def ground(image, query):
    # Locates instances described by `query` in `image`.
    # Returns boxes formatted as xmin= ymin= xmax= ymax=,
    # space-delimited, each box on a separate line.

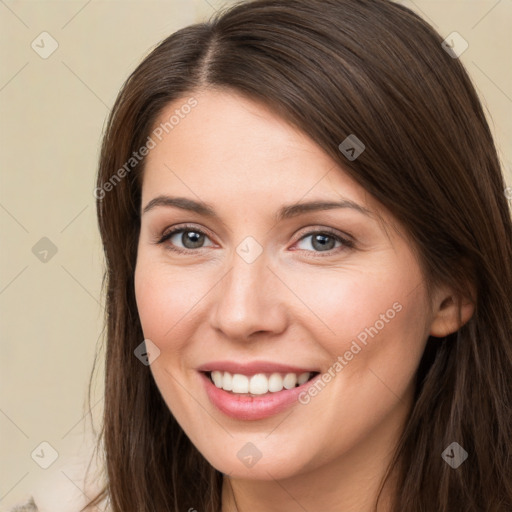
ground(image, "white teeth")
xmin=249 ymin=374 xmax=268 ymax=395
xmin=283 ymin=373 xmax=297 ymax=389
xmin=211 ymin=370 xmax=223 ymax=388
xmin=209 ymin=371 xmax=313 ymax=394
xmin=232 ymin=374 xmax=249 ymax=393
xmin=298 ymin=372 xmax=310 ymax=385
xmin=268 ymin=373 xmax=283 ymax=392
xmin=223 ymin=372 xmax=233 ymax=391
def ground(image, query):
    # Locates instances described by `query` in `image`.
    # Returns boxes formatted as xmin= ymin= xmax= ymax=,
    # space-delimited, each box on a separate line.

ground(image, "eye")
xmin=157 ymin=224 xmax=214 ymax=253
xmin=155 ymin=224 xmax=354 ymax=256
xmin=293 ymin=229 xmax=354 ymax=255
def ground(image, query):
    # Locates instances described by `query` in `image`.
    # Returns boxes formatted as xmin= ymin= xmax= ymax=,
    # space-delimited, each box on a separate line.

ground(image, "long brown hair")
xmin=84 ymin=0 xmax=512 ymax=510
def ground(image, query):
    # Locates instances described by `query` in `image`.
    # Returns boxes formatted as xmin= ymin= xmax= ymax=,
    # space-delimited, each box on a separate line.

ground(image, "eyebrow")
xmin=142 ymin=195 xmax=372 ymax=222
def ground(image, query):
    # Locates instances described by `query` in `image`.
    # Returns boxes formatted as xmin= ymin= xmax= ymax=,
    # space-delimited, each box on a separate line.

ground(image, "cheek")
xmin=291 ymin=277 xmax=430 ymax=466
xmin=323 ymin=277 xmax=430 ymax=406
xmin=134 ymin=258 xmax=209 ymax=345
xmin=287 ymin=265 xmax=423 ymax=352
xmin=292 ymin=263 xmax=431 ymax=413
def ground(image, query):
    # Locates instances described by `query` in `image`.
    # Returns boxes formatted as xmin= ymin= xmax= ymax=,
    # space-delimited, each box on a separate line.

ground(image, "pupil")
xmin=183 ymin=231 xmax=204 ymax=248
xmin=313 ymin=234 xmax=334 ymax=251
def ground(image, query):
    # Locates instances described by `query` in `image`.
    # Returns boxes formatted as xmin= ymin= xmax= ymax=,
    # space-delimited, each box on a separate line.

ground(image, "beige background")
xmin=1 ymin=0 xmax=511 ymax=509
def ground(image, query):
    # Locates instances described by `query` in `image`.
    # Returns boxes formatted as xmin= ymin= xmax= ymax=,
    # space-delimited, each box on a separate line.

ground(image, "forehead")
xmin=142 ymin=89 xmax=374 ymax=210
xmin=147 ymin=89 xmax=330 ymax=173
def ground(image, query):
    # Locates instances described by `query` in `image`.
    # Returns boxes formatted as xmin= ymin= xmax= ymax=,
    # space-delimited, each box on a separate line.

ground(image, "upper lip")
xmin=196 ymin=360 xmax=320 ymax=376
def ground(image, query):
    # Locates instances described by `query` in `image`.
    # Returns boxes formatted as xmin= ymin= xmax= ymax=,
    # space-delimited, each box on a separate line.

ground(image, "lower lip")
xmin=199 ymin=371 xmax=320 ymax=421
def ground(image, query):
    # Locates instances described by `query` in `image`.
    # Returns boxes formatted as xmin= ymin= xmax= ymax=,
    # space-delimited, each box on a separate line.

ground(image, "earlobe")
xmin=429 ymin=292 xmax=475 ymax=338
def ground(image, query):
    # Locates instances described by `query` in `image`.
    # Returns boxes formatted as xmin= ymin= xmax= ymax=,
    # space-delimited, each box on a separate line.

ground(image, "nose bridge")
xmin=211 ymin=246 xmax=285 ymax=339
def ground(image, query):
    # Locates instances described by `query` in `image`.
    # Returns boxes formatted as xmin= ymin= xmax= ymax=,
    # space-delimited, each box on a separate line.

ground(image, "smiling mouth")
xmin=203 ymin=370 xmax=320 ymax=396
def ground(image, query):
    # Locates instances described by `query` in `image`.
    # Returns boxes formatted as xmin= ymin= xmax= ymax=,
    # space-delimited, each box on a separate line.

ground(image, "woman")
xmin=13 ymin=0 xmax=512 ymax=510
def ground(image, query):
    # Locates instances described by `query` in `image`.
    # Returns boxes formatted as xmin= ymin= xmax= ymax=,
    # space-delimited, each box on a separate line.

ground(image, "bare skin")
xmin=134 ymin=88 xmax=474 ymax=512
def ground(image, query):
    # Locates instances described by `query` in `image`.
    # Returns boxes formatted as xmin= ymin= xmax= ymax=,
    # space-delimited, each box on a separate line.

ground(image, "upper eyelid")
xmin=160 ymin=223 xmax=215 ymax=242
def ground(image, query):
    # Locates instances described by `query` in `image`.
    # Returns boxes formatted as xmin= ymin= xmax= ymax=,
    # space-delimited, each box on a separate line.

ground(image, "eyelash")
xmin=155 ymin=223 xmax=355 ymax=257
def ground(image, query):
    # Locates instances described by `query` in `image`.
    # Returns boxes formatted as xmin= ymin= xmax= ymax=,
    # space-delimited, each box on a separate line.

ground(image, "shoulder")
xmin=7 ymin=497 xmax=38 ymax=511
xmin=5 ymin=493 xmax=111 ymax=512
xmin=6 ymin=490 xmax=110 ymax=512
xmin=5 ymin=451 xmax=109 ymax=512
xmin=5 ymin=434 xmax=108 ymax=512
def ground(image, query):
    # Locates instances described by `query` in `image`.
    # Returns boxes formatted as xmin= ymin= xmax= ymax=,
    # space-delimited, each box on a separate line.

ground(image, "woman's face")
xmin=134 ymin=88 xmax=435 ymax=482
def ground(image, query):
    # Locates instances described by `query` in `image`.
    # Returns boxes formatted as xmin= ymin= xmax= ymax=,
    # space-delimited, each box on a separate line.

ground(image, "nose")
xmin=209 ymin=250 xmax=288 ymax=342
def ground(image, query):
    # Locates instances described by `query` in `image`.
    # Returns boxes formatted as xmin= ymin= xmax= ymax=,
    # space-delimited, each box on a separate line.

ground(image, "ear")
xmin=429 ymin=284 xmax=475 ymax=338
